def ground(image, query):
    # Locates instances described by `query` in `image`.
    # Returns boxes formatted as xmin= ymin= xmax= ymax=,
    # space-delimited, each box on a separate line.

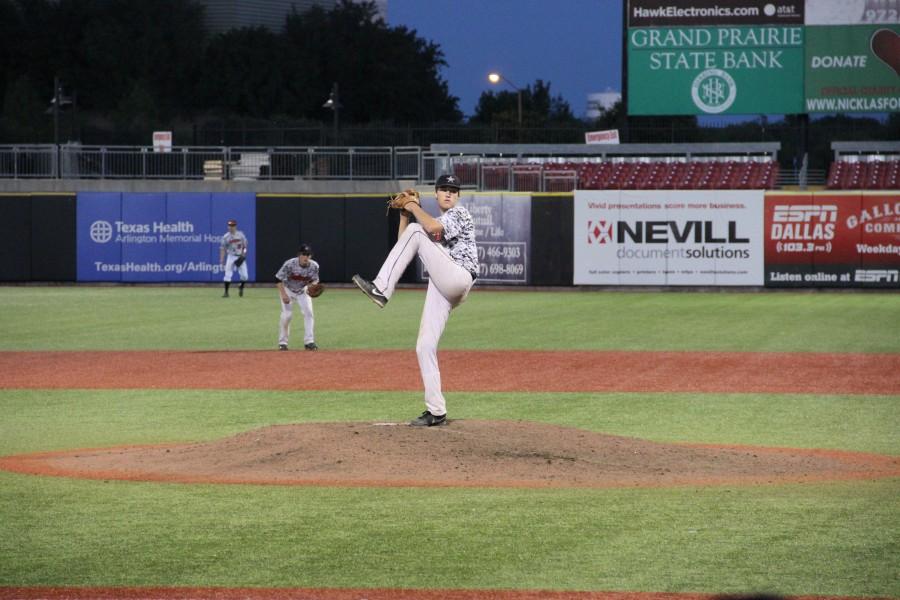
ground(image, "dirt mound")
xmin=3 ymin=421 xmax=898 ymax=488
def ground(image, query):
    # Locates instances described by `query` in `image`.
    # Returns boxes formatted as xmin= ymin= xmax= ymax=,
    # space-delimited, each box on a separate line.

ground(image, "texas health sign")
xmin=76 ymin=192 xmax=255 ymax=282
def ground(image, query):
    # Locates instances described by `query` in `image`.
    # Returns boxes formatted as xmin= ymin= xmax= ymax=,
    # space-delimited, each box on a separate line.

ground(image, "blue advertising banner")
xmin=165 ymin=193 xmax=213 ymax=282
xmin=76 ymin=192 xmax=123 ymax=281
xmin=121 ymin=193 xmax=167 ymax=282
xmin=76 ymin=192 xmax=256 ymax=282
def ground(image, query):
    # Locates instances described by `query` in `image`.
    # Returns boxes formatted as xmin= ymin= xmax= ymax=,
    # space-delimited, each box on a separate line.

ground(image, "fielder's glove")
xmin=234 ymin=255 xmax=246 ymax=267
xmin=306 ymin=282 xmax=324 ymax=298
xmin=387 ymin=189 xmax=420 ymax=216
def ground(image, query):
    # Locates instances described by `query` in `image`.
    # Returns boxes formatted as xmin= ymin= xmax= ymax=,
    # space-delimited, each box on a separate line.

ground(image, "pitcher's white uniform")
xmin=275 ymin=257 xmax=319 ymax=347
xmin=221 ymin=230 xmax=248 ymax=282
xmin=372 ymin=206 xmax=478 ymax=417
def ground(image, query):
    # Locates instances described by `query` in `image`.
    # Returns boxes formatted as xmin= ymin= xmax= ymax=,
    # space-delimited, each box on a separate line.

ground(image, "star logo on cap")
xmin=446 ymin=176 xmax=456 ymax=183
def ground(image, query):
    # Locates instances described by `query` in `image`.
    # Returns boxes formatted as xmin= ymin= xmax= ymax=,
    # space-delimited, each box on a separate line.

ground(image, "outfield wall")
xmin=573 ymin=190 xmax=899 ymax=288
xmin=2 ymin=190 xmax=897 ymax=288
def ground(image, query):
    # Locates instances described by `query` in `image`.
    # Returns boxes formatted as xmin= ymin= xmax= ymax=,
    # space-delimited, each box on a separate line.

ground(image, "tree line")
xmin=0 ymin=0 xmax=581 ymax=143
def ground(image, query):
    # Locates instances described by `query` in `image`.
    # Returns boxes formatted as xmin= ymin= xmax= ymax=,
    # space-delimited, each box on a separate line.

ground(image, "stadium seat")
xmin=481 ymin=164 xmax=510 ymax=191
xmin=885 ymin=160 xmax=900 ymax=189
xmin=451 ymin=163 xmax=478 ymax=187
xmin=826 ymin=161 xmax=844 ymax=189
xmin=512 ymin=165 xmax=542 ymax=192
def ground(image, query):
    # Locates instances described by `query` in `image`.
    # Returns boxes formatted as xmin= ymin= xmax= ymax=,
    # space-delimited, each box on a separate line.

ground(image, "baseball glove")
xmin=387 ymin=189 xmax=420 ymax=215
xmin=306 ymin=282 xmax=324 ymax=298
xmin=234 ymin=255 xmax=246 ymax=267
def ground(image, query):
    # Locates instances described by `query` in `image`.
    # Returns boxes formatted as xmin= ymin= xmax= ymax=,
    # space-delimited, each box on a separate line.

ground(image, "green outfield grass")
xmin=1 ymin=285 xmax=899 ymax=352
xmin=0 ymin=286 xmax=898 ymax=596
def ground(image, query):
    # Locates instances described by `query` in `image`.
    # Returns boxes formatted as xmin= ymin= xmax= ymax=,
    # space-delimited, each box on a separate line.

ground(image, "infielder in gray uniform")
xmin=353 ymin=174 xmax=478 ymax=426
xmin=219 ymin=219 xmax=248 ymax=298
xmin=275 ymin=244 xmax=320 ymax=351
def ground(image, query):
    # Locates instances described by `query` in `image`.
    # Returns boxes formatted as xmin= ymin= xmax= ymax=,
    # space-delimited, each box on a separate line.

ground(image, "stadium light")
xmin=487 ymin=71 xmax=522 ymax=125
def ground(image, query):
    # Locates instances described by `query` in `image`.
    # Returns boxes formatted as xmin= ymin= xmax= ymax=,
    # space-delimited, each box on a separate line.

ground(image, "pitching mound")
xmin=3 ymin=421 xmax=898 ymax=488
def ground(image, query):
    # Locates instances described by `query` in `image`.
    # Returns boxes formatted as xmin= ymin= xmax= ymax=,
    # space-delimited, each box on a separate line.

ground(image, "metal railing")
xmin=0 ymin=145 xmax=57 ymax=178
xmin=2 ymin=142 xmax=892 ymax=190
xmin=0 ymin=145 xmax=422 ymax=181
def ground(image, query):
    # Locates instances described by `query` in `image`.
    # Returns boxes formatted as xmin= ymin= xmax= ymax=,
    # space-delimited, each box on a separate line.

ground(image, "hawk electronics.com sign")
xmin=77 ymin=192 xmax=255 ymax=282
xmin=628 ymin=1 xmax=805 ymax=115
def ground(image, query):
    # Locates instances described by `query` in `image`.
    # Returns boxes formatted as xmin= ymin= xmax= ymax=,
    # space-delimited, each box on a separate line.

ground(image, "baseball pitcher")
xmin=353 ymin=174 xmax=478 ymax=426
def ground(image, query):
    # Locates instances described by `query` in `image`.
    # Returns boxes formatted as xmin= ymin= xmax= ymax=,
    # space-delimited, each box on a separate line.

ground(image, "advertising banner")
xmin=805 ymin=0 xmax=900 ymax=26
xmin=765 ymin=191 xmax=900 ymax=287
xmin=628 ymin=24 xmax=805 ymax=114
xmin=418 ymin=193 xmax=531 ymax=284
xmin=628 ymin=0 xmax=804 ymax=27
xmin=585 ymin=130 xmax=620 ymax=144
xmin=574 ymin=190 xmax=764 ymax=286
xmin=77 ymin=192 xmax=255 ymax=282
xmin=165 ymin=193 xmax=213 ymax=282
xmin=805 ymin=24 xmax=900 ymax=113
xmin=76 ymin=192 xmax=123 ymax=282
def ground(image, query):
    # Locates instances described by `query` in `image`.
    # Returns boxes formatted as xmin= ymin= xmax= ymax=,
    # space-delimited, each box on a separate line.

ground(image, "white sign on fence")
xmin=584 ymin=129 xmax=620 ymax=145
xmin=574 ymin=190 xmax=764 ymax=286
xmin=152 ymin=131 xmax=173 ymax=153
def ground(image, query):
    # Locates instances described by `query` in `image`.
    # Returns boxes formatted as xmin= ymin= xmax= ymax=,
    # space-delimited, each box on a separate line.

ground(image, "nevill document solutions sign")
xmin=574 ymin=190 xmax=764 ymax=286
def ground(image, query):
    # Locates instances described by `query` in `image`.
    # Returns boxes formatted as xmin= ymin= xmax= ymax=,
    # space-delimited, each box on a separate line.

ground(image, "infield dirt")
xmin=2 ymin=349 xmax=899 ymax=394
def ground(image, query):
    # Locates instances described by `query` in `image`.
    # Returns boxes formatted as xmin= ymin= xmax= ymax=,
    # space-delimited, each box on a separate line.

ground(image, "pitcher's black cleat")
xmin=278 ymin=344 xmax=288 ymax=351
xmin=409 ymin=411 xmax=447 ymax=427
xmin=304 ymin=342 xmax=319 ymax=351
xmin=352 ymin=274 xmax=387 ymax=308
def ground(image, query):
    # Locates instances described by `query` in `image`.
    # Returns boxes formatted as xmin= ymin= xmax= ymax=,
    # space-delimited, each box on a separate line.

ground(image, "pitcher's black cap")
xmin=227 ymin=219 xmax=237 ymax=226
xmin=435 ymin=174 xmax=461 ymax=190
xmin=298 ymin=243 xmax=313 ymax=255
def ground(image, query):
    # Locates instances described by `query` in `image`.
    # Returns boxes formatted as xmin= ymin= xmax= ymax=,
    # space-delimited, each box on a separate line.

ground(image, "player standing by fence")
xmin=219 ymin=219 xmax=248 ymax=298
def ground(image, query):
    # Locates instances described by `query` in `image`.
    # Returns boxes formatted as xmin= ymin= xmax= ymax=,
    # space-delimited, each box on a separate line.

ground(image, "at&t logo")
xmin=691 ymin=69 xmax=737 ymax=114
xmin=90 ymin=220 xmax=113 ymax=243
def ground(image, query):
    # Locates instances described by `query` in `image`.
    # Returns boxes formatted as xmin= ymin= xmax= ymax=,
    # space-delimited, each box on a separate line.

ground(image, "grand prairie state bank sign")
xmin=628 ymin=23 xmax=806 ymax=115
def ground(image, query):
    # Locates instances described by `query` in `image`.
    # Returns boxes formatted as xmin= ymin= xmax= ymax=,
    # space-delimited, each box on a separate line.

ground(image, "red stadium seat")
xmin=885 ymin=160 xmax=900 ymax=189
xmin=481 ymin=164 xmax=510 ymax=191
xmin=826 ymin=161 xmax=844 ymax=189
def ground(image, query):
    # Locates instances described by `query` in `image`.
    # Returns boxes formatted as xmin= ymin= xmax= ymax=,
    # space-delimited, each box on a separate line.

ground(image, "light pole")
xmin=322 ymin=82 xmax=340 ymax=144
xmin=488 ymin=71 xmax=522 ymax=126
